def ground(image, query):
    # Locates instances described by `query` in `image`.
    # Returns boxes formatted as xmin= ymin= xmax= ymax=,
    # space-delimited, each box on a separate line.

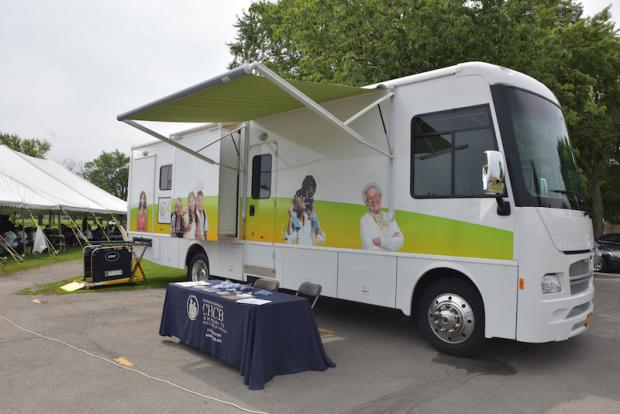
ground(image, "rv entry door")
xmin=244 ymin=141 xmax=277 ymax=279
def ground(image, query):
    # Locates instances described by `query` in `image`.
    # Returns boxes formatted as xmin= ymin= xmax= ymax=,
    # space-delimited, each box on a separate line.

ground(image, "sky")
xmin=0 ymin=0 xmax=254 ymax=163
xmin=0 ymin=0 xmax=618 ymax=164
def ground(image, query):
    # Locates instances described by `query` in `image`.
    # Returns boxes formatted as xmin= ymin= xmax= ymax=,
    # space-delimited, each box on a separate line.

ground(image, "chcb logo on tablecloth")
xmin=187 ymin=295 xmax=199 ymax=321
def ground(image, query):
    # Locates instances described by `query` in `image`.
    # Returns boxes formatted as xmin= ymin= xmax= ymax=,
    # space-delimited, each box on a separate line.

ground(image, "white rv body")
xmin=124 ymin=62 xmax=593 ymax=350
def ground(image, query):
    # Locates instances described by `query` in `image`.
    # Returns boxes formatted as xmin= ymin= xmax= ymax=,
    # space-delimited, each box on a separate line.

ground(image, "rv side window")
xmin=411 ymin=105 xmax=497 ymax=198
xmin=251 ymin=154 xmax=272 ymax=199
xmin=159 ymin=165 xmax=172 ymax=191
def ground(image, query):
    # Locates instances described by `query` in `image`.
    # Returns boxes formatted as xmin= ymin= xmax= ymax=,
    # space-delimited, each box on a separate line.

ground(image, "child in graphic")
xmin=136 ymin=191 xmax=148 ymax=232
xmin=360 ymin=183 xmax=403 ymax=251
xmin=286 ymin=194 xmax=325 ymax=245
xmin=170 ymin=198 xmax=185 ymax=238
xmin=290 ymin=175 xmax=325 ymax=244
xmin=296 ymin=175 xmax=317 ymax=215
xmin=196 ymin=190 xmax=208 ymax=240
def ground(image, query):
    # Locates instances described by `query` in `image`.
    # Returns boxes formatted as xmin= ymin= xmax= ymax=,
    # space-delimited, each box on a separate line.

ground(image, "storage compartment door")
xmin=338 ymin=253 xmax=397 ymax=307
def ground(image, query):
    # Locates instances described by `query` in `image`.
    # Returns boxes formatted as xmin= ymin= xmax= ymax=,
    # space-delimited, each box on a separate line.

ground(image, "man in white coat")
xmin=360 ymin=183 xmax=404 ymax=251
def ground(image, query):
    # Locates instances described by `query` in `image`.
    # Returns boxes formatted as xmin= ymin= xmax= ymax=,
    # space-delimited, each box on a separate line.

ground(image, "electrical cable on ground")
xmin=0 ymin=315 xmax=269 ymax=414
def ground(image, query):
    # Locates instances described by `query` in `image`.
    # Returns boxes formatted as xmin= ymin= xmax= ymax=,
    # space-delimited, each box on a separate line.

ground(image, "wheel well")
xmin=411 ymin=268 xmax=483 ymax=315
xmin=185 ymin=244 xmax=208 ymax=268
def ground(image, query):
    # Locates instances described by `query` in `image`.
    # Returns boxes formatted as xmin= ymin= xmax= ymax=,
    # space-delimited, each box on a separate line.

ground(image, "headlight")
xmin=541 ymin=274 xmax=562 ymax=294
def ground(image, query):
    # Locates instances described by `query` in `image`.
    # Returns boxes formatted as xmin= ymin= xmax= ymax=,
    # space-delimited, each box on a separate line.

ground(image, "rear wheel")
xmin=187 ymin=251 xmax=209 ymax=282
xmin=416 ymin=277 xmax=486 ymax=357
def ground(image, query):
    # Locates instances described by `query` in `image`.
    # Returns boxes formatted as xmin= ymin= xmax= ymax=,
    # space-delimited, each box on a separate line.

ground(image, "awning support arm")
xmin=123 ymin=120 xmax=218 ymax=165
xmin=343 ymin=92 xmax=393 ymax=128
xmin=124 ymin=120 xmax=241 ymax=172
xmin=377 ymin=105 xmax=392 ymax=155
xmin=195 ymin=124 xmax=245 ymax=153
xmin=251 ymin=63 xmax=394 ymax=159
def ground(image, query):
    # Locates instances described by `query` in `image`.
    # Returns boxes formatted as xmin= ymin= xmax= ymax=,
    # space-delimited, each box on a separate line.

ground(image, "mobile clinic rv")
xmin=118 ymin=62 xmax=594 ymax=356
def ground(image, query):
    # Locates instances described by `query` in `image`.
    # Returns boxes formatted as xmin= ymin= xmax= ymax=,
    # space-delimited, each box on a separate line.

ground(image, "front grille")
xmin=566 ymin=302 xmax=590 ymax=319
xmin=569 ymin=258 xmax=592 ymax=295
xmin=569 ymin=259 xmax=590 ymax=276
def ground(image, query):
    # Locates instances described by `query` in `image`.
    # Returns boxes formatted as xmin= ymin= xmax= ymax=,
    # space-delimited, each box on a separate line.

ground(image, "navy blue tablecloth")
xmin=159 ymin=283 xmax=335 ymax=390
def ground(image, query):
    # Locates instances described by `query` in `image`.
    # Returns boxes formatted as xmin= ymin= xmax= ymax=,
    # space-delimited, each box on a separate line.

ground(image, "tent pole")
xmin=91 ymin=212 xmax=110 ymax=242
xmin=61 ymin=208 xmax=89 ymax=247
xmin=58 ymin=211 xmax=62 ymax=252
xmin=0 ymin=233 xmax=23 ymax=264
xmin=21 ymin=208 xmax=25 ymax=255
xmin=26 ymin=209 xmax=58 ymax=256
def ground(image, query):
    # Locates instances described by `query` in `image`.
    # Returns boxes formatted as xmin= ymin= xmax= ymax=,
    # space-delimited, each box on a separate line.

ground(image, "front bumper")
xmin=518 ymin=282 xmax=594 ymax=343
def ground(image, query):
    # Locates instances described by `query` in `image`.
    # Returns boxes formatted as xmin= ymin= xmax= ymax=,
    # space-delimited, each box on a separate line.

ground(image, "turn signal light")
xmin=519 ymin=277 xmax=525 ymax=290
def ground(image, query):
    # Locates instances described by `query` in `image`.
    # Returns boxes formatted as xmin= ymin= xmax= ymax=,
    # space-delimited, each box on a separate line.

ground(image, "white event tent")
xmin=0 ymin=145 xmax=127 ymax=214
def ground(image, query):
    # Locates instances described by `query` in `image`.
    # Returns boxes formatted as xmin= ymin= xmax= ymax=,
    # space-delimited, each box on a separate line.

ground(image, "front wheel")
xmin=187 ymin=251 xmax=209 ymax=282
xmin=415 ymin=278 xmax=486 ymax=357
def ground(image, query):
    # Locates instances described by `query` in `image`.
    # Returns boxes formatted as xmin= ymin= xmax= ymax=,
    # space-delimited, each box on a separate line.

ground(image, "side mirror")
xmin=482 ymin=151 xmax=510 ymax=216
xmin=482 ymin=150 xmax=506 ymax=195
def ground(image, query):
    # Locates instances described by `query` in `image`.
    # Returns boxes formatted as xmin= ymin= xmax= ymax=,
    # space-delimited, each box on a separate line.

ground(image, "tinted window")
xmin=411 ymin=105 xmax=497 ymax=198
xmin=491 ymin=85 xmax=584 ymax=210
xmin=159 ymin=165 xmax=172 ymax=191
xmin=251 ymin=154 xmax=272 ymax=199
xmin=454 ymin=129 xmax=496 ymax=196
xmin=412 ymin=134 xmax=452 ymax=197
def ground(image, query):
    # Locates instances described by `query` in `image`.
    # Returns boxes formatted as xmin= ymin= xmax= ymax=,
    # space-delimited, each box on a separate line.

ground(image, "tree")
xmin=554 ymin=8 xmax=620 ymax=236
xmin=82 ymin=150 xmax=129 ymax=201
xmin=228 ymin=0 xmax=620 ymax=236
xmin=0 ymin=132 xmax=51 ymax=158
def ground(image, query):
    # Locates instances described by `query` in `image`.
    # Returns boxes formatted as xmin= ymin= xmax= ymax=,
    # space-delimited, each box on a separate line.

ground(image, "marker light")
xmin=541 ymin=274 xmax=561 ymax=294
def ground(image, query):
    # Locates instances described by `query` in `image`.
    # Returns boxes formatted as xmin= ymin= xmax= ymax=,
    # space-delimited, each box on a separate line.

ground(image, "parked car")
xmin=594 ymin=233 xmax=620 ymax=272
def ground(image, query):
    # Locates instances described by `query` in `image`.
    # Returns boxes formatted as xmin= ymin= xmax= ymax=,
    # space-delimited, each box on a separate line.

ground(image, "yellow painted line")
xmin=32 ymin=298 xmax=43 ymax=304
xmin=114 ymin=357 xmax=134 ymax=367
xmin=319 ymin=327 xmax=335 ymax=335
xmin=322 ymin=336 xmax=347 ymax=344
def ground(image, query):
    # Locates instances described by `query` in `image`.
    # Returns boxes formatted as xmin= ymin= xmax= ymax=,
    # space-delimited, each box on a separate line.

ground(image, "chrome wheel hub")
xmin=427 ymin=293 xmax=475 ymax=344
xmin=191 ymin=260 xmax=208 ymax=281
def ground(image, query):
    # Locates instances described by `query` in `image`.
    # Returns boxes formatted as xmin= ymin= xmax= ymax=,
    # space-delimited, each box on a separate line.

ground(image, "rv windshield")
xmin=493 ymin=86 xmax=584 ymax=210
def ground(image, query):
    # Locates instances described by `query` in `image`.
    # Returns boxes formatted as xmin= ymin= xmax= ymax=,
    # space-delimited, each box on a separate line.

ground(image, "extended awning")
xmin=118 ymin=63 xmax=394 ymax=159
xmin=118 ymin=65 xmax=377 ymax=123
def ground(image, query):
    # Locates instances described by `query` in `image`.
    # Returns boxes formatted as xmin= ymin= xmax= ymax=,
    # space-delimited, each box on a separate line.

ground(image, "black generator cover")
xmin=83 ymin=246 xmax=132 ymax=283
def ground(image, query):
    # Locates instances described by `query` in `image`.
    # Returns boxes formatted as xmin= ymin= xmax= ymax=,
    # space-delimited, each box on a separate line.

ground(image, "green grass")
xmin=0 ymin=247 xmax=83 ymax=275
xmin=18 ymin=259 xmax=187 ymax=295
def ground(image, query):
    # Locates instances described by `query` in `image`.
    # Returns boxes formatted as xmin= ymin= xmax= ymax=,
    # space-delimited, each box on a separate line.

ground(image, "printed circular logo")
xmin=187 ymin=295 xmax=199 ymax=321
xmin=105 ymin=251 xmax=120 ymax=261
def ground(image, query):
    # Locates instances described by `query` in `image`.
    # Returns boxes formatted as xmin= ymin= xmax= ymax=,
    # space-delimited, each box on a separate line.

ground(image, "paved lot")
xmin=1 ymin=261 xmax=620 ymax=414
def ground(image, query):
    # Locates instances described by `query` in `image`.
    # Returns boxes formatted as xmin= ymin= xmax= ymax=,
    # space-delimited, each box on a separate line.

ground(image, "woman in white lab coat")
xmin=360 ymin=183 xmax=404 ymax=252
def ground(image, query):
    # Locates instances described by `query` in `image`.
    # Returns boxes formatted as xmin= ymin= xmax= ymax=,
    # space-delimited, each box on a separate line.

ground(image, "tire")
xmin=415 ymin=277 xmax=486 ymax=357
xmin=187 ymin=251 xmax=209 ymax=282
